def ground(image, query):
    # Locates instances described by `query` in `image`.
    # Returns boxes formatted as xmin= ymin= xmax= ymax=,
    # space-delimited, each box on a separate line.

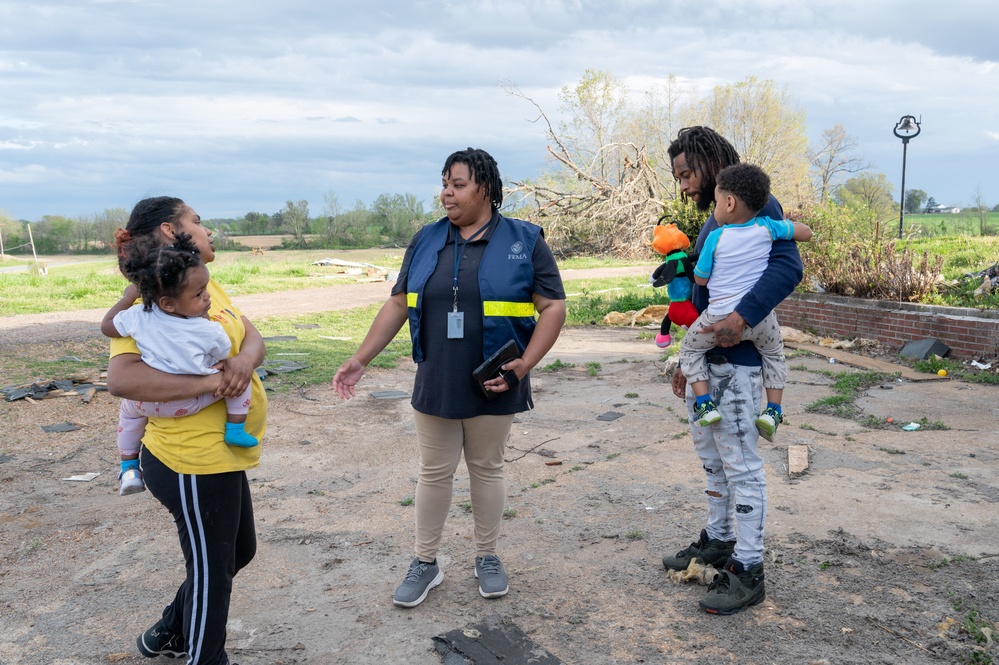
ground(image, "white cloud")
xmin=0 ymin=0 xmax=997 ymax=218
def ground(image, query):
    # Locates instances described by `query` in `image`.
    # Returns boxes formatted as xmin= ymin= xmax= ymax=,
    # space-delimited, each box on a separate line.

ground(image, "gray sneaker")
xmin=393 ymin=558 xmax=443 ymax=608
xmin=662 ymin=528 xmax=736 ymax=571
xmin=474 ymin=554 xmax=509 ymax=598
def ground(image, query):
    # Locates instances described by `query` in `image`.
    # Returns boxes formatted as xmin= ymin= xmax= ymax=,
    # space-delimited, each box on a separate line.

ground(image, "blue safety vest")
xmin=406 ymin=215 xmax=541 ymax=362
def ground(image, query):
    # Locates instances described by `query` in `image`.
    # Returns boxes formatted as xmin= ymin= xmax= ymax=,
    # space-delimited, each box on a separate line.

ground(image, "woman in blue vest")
xmin=332 ymin=147 xmax=566 ymax=608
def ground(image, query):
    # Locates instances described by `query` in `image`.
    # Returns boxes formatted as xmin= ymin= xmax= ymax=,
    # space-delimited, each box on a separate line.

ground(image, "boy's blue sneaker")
xmin=693 ymin=399 xmax=721 ymax=426
xmin=755 ymin=407 xmax=783 ymax=442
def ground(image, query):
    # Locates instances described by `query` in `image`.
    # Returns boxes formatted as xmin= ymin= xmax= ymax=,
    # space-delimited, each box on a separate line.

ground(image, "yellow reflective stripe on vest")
xmin=407 ymin=292 xmax=418 ymax=308
xmin=483 ymin=301 xmax=535 ymax=317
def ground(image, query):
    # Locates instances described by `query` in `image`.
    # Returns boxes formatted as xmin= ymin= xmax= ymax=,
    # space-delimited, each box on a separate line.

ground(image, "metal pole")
xmin=898 ymin=139 xmax=908 ymax=239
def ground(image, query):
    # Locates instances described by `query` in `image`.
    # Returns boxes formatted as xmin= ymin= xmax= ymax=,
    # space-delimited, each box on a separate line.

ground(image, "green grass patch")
xmin=254 ymin=304 xmax=410 ymax=392
xmin=804 ymin=370 xmax=893 ymax=421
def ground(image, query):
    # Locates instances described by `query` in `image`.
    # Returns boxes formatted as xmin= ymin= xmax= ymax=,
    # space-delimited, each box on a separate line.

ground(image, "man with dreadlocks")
xmin=661 ymin=126 xmax=803 ymax=615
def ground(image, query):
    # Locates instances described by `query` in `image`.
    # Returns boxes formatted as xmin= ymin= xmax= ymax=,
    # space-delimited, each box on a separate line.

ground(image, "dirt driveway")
xmin=2 ymin=278 xmax=998 ymax=665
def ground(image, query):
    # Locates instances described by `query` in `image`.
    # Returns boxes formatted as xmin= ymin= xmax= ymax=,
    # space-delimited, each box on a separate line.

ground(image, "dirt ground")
xmin=2 ymin=276 xmax=999 ymax=665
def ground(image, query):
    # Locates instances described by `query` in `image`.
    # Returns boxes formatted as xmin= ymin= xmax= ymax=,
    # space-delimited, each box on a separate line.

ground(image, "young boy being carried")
xmin=679 ymin=163 xmax=812 ymax=441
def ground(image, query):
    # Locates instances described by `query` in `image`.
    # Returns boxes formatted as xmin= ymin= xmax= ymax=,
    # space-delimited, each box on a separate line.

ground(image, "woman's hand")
xmin=214 ymin=316 xmax=266 ymax=398
xmin=332 ymin=357 xmax=366 ymax=400
xmin=216 ymin=353 xmax=256 ymax=398
xmin=482 ymin=359 xmax=525 ymax=395
xmin=671 ymin=366 xmax=687 ymax=399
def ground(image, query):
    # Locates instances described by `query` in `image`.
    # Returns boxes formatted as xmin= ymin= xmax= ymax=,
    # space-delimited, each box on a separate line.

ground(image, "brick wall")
xmin=776 ymin=293 xmax=999 ymax=361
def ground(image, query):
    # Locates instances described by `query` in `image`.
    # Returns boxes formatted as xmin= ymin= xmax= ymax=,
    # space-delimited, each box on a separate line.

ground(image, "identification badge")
xmin=447 ymin=311 xmax=464 ymax=339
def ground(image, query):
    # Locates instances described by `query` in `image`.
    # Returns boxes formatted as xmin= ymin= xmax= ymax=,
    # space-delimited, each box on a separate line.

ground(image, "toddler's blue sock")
xmin=767 ymin=402 xmax=782 ymax=415
xmin=225 ymin=422 xmax=259 ymax=447
xmin=120 ymin=459 xmax=140 ymax=472
xmin=695 ymin=394 xmax=712 ymax=407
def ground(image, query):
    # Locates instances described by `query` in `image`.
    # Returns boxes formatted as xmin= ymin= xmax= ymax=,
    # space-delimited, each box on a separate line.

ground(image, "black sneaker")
xmin=662 ymin=528 xmax=736 ymax=571
xmin=137 ymin=620 xmax=186 ymax=658
xmin=699 ymin=558 xmax=766 ymax=615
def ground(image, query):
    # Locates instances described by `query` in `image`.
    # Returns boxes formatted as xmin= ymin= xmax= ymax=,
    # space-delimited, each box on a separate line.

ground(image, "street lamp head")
xmin=894 ymin=114 xmax=921 ymax=141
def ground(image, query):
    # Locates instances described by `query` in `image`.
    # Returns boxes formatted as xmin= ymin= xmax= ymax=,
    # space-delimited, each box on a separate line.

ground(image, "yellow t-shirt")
xmin=109 ymin=278 xmax=267 ymax=474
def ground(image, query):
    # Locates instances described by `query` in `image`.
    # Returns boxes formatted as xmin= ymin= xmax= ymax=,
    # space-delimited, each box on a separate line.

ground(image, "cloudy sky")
xmin=1 ymin=0 xmax=997 ymax=222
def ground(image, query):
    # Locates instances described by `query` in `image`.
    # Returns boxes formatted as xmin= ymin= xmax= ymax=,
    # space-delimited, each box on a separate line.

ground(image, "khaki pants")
xmin=412 ymin=411 xmax=515 ymax=561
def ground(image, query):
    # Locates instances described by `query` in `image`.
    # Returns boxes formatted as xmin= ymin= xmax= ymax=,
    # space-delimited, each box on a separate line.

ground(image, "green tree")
xmin=904 ymin=189 xmax=928 ymax=214
xmin=371 ymin=193 xmax=427 ymax=245
xmin=924 ymin=196 xmax=937 ymax=213
xmin=835 ymin=173 xmax=896 ymax=222
xmin=240 ymin=212 xmax=271 ymax=235
xmin=685 ymin=76 xmax=811 ymax=210
xmin=558 ymin=69 xmax=629 ymax=181
xmin=276 ymin=200 xmax=310 ymax=243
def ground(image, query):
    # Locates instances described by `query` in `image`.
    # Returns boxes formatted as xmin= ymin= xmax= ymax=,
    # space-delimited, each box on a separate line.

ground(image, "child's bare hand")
xmin=123 ymin=283 xmax=140 ymax=302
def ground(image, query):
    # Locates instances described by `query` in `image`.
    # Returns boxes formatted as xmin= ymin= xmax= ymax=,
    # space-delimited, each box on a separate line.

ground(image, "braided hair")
xmin=119 ymin=232 xmax=204 ymax=312
xmin=716 ymin=163 xmax=771 ymax=213
xmin=442 ymin=148 xmax=503 ymax=210
xmin=667 ymin=127 xmax=740 ymax=212
xmin=113 ymin=196 xmax=189 ymax=274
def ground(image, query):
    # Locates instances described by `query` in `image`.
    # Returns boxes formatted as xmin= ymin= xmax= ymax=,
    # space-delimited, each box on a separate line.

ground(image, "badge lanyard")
xmin=447 ymin=220 xmax=491 ymax=339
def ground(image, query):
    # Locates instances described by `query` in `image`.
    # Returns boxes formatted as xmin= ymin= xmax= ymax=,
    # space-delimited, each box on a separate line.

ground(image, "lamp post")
xmin=893 ymin=114 xmax=921 ymax=239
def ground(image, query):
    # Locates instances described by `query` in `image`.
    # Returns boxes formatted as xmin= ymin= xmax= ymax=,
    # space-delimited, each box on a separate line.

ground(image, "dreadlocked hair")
xmin=119 ymin=232 xmax=204 ymax=312
xmin=667 ymin=126 xmax=740 ymax=205
xmin=716 ymin=163 xmax=771 ymax=213
xmin=442 ymin=147 xmax=503 ymax=210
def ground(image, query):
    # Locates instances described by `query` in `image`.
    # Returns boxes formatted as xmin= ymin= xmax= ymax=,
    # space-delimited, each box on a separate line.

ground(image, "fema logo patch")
xmin=508 ymin=240 xmax=527 ymax=260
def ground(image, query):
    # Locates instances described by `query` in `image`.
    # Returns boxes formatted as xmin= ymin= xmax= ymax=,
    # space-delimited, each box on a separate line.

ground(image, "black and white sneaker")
xmin=137 ymin=619 xmax=186 ymax=659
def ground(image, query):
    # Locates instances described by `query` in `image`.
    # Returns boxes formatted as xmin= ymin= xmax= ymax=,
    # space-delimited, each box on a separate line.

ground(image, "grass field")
xmin=904 ymin=211 xmax=999 ymax=237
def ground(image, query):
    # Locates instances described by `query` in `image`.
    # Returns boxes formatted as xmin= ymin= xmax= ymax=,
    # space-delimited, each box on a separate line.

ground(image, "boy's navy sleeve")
xmin=734 ymin=239 xmax=803 ymax=328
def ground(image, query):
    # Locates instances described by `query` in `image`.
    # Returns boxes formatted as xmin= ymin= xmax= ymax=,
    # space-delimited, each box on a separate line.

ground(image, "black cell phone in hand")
xmin=472 ymin=340 xmax=520 ymax=401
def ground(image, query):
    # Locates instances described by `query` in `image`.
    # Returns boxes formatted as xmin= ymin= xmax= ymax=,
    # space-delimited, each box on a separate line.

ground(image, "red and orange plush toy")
xmin=649 ymin=221 xmax=698 ymax=348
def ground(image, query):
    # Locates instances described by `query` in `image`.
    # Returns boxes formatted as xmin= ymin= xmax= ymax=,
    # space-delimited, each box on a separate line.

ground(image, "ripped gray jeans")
xmin=685 ymin=360 xmax=766 ymax=566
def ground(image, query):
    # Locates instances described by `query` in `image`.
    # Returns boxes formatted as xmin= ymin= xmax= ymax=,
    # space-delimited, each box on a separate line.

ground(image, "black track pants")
xmin=140 ymin=446 xmax=257 ymax=665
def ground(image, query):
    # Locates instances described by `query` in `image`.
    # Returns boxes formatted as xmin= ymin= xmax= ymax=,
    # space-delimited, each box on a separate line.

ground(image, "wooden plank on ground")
xmin=788 ymin=445 xmax=809 ymax=475
xmin=785 ymin=342 xmax=945 ymax=382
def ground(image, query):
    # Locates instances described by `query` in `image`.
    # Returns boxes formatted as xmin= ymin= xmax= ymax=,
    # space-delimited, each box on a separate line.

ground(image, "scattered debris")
xmin=603 ymin=304 xmax=666 ymax=326
xmin=596 ymin=411 xmax=624 ymax=421
xmin=899 ymin=338 xmax=951 ymax=361
xmin=667 ymin=559 xmax=718 ymax=585
xmin=42 ymin=422 xmax=82 ymax=433
xmin=971 ymin=360 xmax=993 ymax=370
xmin=262 ymin=335 xmax=298 ymax=342
xmin=62 ymin=472 xmax=100 ymax=482
xmin=788 ymin=444 xmax=809 ymax=475
xmin=293 ymin=323 xmax=320 ymax=329
xmin=259 ymin=359 xmax=308 ymax=374
xmin=311 ymin=257 xmax=390 ymax=280
xmin=902 ymin=422 xmax=921 ymax=431
xmin=434 ymin=619 xmax=563 ymax=664
xmin=2 ymin=378 xmax=106 ymax=402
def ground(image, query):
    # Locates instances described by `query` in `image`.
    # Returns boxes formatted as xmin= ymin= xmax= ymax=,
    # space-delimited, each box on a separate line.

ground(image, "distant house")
xmin=925 ymin=204 xmax=962 ymax=214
